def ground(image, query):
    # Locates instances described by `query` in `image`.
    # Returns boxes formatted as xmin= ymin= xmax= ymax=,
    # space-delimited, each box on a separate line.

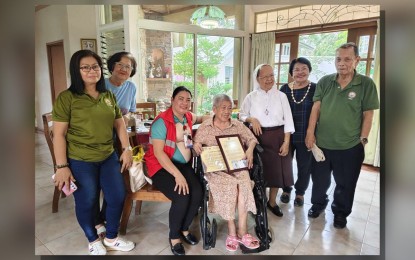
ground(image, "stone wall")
xmin=145 ymin=30 xmax=172 ymax=102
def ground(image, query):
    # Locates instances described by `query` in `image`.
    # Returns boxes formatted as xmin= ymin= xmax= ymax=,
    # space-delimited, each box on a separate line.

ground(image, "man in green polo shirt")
xmin=305 ymin=42 xmax=379 ymax=229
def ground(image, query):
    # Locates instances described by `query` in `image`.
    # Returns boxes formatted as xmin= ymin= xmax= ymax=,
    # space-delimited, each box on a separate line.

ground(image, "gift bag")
xmin=129 ymin=146 xmax=147 ymax=192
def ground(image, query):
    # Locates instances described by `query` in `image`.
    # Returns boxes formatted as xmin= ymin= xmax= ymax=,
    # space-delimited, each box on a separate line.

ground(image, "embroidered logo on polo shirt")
xmin=348 ymin=91 xmax=356 ymax=100
xmin=104 ymin=98 xmax=113 ymax=107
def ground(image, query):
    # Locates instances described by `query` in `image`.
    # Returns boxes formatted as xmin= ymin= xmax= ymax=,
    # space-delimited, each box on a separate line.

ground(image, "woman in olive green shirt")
xmin=52 ymin=50 xmax=135 ymax=255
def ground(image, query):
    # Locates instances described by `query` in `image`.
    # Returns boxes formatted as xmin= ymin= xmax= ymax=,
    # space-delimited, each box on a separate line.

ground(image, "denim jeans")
xmin=69 ymin=151 xmax=126 ymax=242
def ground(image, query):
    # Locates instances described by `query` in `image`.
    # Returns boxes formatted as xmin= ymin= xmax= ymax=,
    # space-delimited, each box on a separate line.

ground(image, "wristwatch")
xmin=360 ymin=137 xmax=368 ymax=145
xmin=122 ymin=145 xmax=132 ymax=152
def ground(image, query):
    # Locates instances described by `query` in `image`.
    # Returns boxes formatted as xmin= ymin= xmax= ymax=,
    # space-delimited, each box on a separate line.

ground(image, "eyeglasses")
xmin=258 ymin=74 xmax=275 ymax=80
xmin=80 ymin=64 xmax=101 ymax=72
xmin=115 ymin=62 xmax=132 ymax=71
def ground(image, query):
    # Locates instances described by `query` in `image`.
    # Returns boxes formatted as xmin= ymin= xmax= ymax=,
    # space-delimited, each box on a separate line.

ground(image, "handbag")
xmin=129 ymin=146 xmax=147 ymax=192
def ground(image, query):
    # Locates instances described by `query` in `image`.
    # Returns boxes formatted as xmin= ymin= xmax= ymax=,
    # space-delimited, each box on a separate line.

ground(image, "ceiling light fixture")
xmin=190 ymin=5 xmax=226 ymax=29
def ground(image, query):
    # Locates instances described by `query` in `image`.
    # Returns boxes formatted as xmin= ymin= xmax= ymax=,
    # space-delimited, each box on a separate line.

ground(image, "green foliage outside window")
xmin=173 ymin=35 xmax=230 ymax=114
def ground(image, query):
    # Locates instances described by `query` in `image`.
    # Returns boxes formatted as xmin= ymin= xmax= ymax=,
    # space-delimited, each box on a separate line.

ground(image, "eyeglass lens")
xmin=80 ymin=65 xmax=101 ymax=72
xmin=116 ymin=62 xmax=132 ymax=71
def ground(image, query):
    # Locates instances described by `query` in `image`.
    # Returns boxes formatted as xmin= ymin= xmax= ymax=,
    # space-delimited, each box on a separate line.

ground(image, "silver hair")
xmin=212 ymin=94 xmax=233 ymax=109
xmin=336 ymin=42 xmax=359 ymax=57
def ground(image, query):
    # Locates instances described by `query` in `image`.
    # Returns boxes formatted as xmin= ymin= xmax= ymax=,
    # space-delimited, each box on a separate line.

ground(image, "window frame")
xmin=272 ymin=20 xmax=378 ymax=86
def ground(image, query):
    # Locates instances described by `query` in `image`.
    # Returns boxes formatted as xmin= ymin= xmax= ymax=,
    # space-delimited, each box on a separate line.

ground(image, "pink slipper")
xmin=225 ymin=235 xmax=239 ymax=252
xmin=238 ymin=233 xmax=260 ymax=249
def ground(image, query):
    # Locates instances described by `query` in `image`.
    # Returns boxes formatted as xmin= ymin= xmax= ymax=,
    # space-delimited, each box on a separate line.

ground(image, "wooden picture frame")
xmin=80 ymin=38 xmax=97 ymax=53
xmin=215 ymin=134 xmax=248 ymax=174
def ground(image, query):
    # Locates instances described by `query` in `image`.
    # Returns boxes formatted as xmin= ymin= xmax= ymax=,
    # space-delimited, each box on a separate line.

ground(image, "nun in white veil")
xmin=239 ymin=63 xmax=295 ymax=217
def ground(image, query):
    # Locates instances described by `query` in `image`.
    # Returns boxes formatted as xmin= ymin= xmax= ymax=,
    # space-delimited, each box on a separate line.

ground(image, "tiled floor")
xmin=35 ymin=132 xmax=380 ymax=255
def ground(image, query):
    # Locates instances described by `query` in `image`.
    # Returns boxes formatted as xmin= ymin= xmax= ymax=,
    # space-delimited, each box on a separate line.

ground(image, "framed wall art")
xmin=80 ymin=38 xmax=97 ymax=52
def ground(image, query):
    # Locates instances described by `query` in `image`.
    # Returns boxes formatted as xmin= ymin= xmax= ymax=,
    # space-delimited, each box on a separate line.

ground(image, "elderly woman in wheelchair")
xmin=193 ymin=94 xmax=260 ymax=252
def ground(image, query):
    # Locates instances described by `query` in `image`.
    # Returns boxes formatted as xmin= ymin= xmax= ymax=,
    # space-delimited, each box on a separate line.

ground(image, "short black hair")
xmin=289 ymin=57 xmax=312 ymax=77
xmin=107 ymin=51 xmax=137 ymax=77
xmin=337 ymin=42 xmax=359 ymax=57
xmin=68 ymin=50 xmax=106 ymax=95
xmin=172 ymin=86 xmax=192 ymax=99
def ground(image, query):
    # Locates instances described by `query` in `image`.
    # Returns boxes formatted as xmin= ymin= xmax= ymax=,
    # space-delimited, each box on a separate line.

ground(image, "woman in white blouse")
xmin=239 ymin=64 xmax=295 ymax=217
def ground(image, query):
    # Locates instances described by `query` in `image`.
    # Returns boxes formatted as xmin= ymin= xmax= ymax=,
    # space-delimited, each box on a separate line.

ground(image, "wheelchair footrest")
xmin=240 ymin=243 xmax=269 ymax=254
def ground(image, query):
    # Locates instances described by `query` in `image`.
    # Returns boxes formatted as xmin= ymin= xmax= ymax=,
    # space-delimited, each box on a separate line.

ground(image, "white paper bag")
xmin=129 ymin=161 xmax=147 ymax=192
xmin=311 ymin=143 xmax=325 ymax=162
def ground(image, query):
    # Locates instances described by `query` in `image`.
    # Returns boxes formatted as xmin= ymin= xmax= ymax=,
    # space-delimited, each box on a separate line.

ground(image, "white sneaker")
xmin=103 ymin=237 xmax=135 ymax=252
xmin=89 ymin=240 xmax=107 ymax=255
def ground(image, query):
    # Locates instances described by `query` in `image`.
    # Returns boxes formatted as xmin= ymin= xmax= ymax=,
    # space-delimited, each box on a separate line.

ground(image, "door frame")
xmin=46 ymin=40 xmax=65 ymax=103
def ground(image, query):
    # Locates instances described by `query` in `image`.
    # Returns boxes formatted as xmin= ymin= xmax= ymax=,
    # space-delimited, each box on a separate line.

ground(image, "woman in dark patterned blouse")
xmin=279 ymin=57 xmax=316 ymax=207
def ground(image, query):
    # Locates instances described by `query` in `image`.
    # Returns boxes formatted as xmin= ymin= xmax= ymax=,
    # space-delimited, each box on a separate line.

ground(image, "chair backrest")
xmin=136 ymin=102 xmax=157 ymax=119
xmin=42 ymin=112 xmax=56 ymax=166
xmin=233 ymin=99 xmax=238 ymax=109
xmin=42 ymin=112 xmax=67 ymax=213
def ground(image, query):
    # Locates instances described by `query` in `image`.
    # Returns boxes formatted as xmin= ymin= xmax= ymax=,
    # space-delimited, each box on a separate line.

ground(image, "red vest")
xmin=144 ymin=108 xmax=193 ymax=177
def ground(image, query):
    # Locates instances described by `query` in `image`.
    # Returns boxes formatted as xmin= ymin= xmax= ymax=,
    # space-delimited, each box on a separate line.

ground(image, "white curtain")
xmin=364 ymin=19 xmax=381 ymax=167
xmin=250 ymin=32 xmax=275 ymax=91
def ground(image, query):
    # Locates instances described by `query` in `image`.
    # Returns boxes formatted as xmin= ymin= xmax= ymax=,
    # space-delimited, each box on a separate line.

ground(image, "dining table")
xmin=128 ymin=120 xmax=200 ymax=147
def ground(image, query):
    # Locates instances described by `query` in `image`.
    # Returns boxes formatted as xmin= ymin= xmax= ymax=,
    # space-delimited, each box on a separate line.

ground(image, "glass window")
xmin=172 ymin=33 xmax=195 ymax=98
xmin=195 ymin=35 xmax=235 ymax=114
xmin=358 ymin=35 xmax=370 ymax=59
xmin=281 ymin=43 xmax=291 ymax=62
xmin=356 ymin=60 xmax=367 ymax=75
xmin=298 ymin=31 xmax=347 ymax=82
xmin=274 ymin=38 xmax=294 ymax=88
xmin=101 ymin=5 xmax=123 ymax=24
xmin=225 ymin=66 xmax=233 ymax=84
xmin=255 ymin=5 xmax=379 ymax=33
xmin=140 ymin=30 xmax=241 ymax=114
xmin=279 ymin=64 xmax=289 ymax=85
xmin=100 ymin=28 xmax=125 ymax=77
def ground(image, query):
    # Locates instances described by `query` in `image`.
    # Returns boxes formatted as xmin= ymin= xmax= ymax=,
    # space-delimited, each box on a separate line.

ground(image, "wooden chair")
xmin=42 ymin=112 xmax=66 ymax=213
xmin=233 ymin=99 xmax=238 ymax=109
xmin=190 ymin=101 xmax=195 ymax=112
xmin=136 ymin=102 xmax=157 ymax=120
xmin=118 ymin=118 xmax=170 ymax=235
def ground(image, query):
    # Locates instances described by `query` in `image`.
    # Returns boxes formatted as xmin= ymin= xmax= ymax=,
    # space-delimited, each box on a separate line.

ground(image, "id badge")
xmin=184 ymin=134 xmax=193 ymax=149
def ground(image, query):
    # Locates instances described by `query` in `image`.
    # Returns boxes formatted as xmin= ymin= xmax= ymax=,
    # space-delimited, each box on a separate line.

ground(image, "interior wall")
xmin=35 ymin=5 xmax=68 ymax=131
xmin=35 ymin=5 xmax=97 ymax=131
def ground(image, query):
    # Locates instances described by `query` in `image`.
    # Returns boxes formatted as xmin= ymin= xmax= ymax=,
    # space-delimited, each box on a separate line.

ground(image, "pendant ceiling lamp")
xmin=190 ymin=5 xmax=226 ymax=29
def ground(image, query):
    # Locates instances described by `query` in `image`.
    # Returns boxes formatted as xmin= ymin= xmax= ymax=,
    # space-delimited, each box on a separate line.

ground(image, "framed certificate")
xmin=200 ymin=146 xmax=227 ymax=173
xmin=215 ymin=134 xmax=248 ymax=173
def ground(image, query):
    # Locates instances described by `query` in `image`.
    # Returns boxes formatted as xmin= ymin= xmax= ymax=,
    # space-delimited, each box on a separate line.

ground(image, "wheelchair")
xmin=194 ymin=144 xmax=273 ymax=253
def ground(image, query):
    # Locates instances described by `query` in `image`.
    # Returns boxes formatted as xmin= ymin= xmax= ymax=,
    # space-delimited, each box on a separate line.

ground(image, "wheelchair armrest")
xmin=254 ymin=144 xmax=264 ymax=153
